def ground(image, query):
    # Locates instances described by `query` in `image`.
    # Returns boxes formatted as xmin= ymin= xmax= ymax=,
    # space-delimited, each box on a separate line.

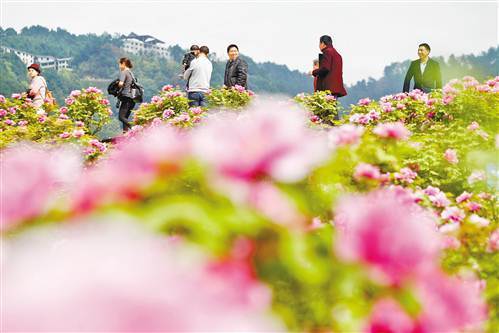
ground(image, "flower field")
xmin=1 ymin=77 xmax=498 ymax=332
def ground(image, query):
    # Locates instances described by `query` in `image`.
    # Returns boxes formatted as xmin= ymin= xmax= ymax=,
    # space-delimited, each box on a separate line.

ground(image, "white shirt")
xmin=420 ymin=60 xmax=428 ymax=75
xmin=183 ymin=56 xmax=212 ymax=93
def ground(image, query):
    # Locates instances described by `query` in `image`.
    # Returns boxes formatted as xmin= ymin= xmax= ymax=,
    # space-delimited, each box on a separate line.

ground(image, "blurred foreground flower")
xmin=1 ymin=220 xmax=283 ymax=331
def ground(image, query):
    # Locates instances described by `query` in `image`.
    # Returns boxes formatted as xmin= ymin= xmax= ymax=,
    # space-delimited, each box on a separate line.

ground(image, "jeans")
xmin=187 ymin=91 xmax=207 ymax=107
xmin=118 ymin=96 xmax=135 ymax=131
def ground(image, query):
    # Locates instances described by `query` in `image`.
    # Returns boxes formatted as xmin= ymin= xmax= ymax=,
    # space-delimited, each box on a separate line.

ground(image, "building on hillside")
xmin=0 ymin=46 xmax=72 ymax=71
xmin=121 ymin=33 xmax=170 ymax=58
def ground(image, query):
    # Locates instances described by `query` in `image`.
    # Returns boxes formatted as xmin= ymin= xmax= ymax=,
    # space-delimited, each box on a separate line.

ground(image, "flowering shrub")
xmin=294 ymin=90 xmax=339 ymax=125
xmin=206 ymin=85 xmax=254 ymax=110
xmin=0 ymin=94 xmax=107 ymax=161
xmin=64 ymin=87 xmax=112 ymax=135
xmin=133 ymin=85 xmax=192 ymax=126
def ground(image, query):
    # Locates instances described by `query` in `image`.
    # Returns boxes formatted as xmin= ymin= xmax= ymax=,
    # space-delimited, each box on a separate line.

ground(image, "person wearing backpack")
xmin=117 ymin=57 xmax=137 ymax=132
xmin=27 ymin=63 xmax=50 ymax=109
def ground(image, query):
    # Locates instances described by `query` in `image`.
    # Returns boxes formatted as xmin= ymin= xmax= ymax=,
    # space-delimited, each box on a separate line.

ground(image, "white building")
xmin=0 ymin=46 xmax=72 ymax=71
xmin=121 ymin=33 xmax=170 ymax=58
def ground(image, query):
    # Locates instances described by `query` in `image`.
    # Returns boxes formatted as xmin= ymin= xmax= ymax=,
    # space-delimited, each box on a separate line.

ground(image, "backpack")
xmin=129 ymin=71 xmax=144 ymax=103
xmin=39 ymin=77 xmax=55 ymax=105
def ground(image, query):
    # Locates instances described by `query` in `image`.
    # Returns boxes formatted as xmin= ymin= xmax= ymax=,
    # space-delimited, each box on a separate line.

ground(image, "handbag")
xmin=129 ymin=71 xmax=144 ymax=103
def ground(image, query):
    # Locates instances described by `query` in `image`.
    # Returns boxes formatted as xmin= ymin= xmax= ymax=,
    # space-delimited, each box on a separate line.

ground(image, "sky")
xmin=1 ymin=0 xmax=498 ymax=85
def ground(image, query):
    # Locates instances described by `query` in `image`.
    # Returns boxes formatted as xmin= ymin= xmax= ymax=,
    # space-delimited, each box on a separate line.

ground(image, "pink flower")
xmin=366 ymin=299 xmax=415 ymax=333
xmin=423 ymin=186 xmax=440 ymax=196
xmin=328 ymin=124 xmax=364 ymax=146
xmin=439 ymin=222 xmax=460 ymax=234
xmin=233 ymin=84 xmax=246 ymax=93
xmin=192 ymin=104 xmax=328 ymax=183
xmin=396 ymin=103 xmax=405 ymax=110
xmin=415 ymin=270 xmax=487 ymax=333
xmin=443 ymin=84 xmax=458 ymax=94
xmin=190 ymin=107 xmax=203 ymax=115
xmin=59 ymin=106 xmax=68 ymax=114
xmin=354 ymin=163 xmax=381 ymax=181
xmin=476 ymin=84 xmax=491 ymax=92
xmin=394 ymin=167 xmax=417 ymax=184
xmin=468 ymin=170 xmax=486 ymax=184
xmin=325 ymin=94 xmax=336 ymax=101
xmin=368 ymin=109 xmax=381 ymax=121
xmin=99 ymin=99 xmax=110 ymax=106
xmin=90 ymin=139 xmax=107 ymax=152
xmin=65 ymin=98 xmax=75 ymax=105
xmin=11 ymin=93 xmax=22 ymax=99
xmin=0 ymin=145 xmax=81 ymax=231
xmin=2 ymin=221 xmax=283 ymax=331
xmin=0 ymin=95 xmax=5 ymax=103
xmin=381 ymin=103 xmax=393 ymax=112
xmin=441 ymin=235 xmax=461 ymax=250
xmin=442 ymin=94 xmax=455 ymax=105
xmin=488 ymin=229 xmax=499 ymax=251
xmin=38 ymin=115 xmax=47 ymax=123
xmin=162 ymin=109 xmax=174 ymax=119
xmin=17 ymin=120 xmax=28 ymax=126
xmin=247 ymin=90 xmax=255 ymax=96
xmin=59 ymin=132 xmax=71 ymax=139
xmin=70 ymin=90 xmax=81 ymax=97
xmin=0 ymin=109 xmax=7 ymax=117
xmin=4 ymin=119 xmax=15 ymax=126
xmin=309 ymin=115 xmax=320 ymax=123
xmin=151 ymin=95 xmax=163 ymax=104
xmin=466 ymin=201 xmax=481 ymax=212
xmin=456 ymin=191 xmax=472 ymax=203
xmin=162 ymin=84 xmax=174 ymax=91
xmin=59 ymin=114 xmax=69 ymax=120
xmin=469 ymin=214 xmax=489 ymax=227
xmin=429 ymin=192 xmax=451 ymax=208
xmin=9 ymin=107 xmax=17 ymax=114
xmin=373 ymin=122 xmax=411 ymax=140
xmin=444 ymin=148 xmax=459 ymax=164
xmin=357 ymin=97 xmax=371 ymax=106
xmin=72 ymin=129 xmax=85 ymax=138
xmin=72 ymin=125 xmax=188 ymax=212
xmin=441 ymin=206 xmax=465 ymax=222
xmin=334 ymin=189 xmax=440 ymax=284
xmin=467 ymin=121 xmax=480 ymax=131
xmin=75 ymin=121 xmax=84 ymax=127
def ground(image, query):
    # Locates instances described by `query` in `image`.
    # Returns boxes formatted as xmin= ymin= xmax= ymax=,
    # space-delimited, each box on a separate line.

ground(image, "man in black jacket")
xmin=224 ymin=44 xmax=248 ymax=89
xmin=403 ymin=43 xmax=442 ymax=93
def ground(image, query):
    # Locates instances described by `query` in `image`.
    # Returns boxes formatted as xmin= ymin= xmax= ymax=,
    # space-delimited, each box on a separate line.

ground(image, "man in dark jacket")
xmin=403 ymin=43 xmax=442 ymax=93
xmin=224 ymin=44 xmax=248 ymax=89
xmin=311 ymin=35 xmax=347 ymax=97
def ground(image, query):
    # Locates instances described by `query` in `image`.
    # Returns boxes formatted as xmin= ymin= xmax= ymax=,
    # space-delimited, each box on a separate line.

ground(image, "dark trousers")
xmin=187 ymin=91 xmax=207 ymax=107
xmin=118 ymin=96 xmax=135 ymax=131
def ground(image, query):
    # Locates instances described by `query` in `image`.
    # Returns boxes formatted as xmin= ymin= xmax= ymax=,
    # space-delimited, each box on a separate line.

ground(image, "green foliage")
xmin=295 ymin=90 xmax=340 ymax=125
xmin=207 ymin=86 xmax=253 ymax=110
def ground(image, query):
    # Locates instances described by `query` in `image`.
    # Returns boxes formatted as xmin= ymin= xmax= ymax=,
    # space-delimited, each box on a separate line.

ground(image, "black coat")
xmin=224 ymin=57 xmax=248 ymax=89
xmin=403 ymin=58 xmax=442 ymax=93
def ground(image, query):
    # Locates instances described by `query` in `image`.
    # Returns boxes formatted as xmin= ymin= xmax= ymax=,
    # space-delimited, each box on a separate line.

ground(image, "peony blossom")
xmin=59 ymin=132 xmax=71 ymax=139
xmin=466 ymin=201 xmax=482 ymax=212
xmin=334 ymin=189 xmax=440 ymax=284
xmin=441 ymin=206 xmax=465 ymax=222
xmin=192 ymin=102 xmax=328 ymax=184
xmin=428 ymin=191 xmax=451 ymax=208
xmin=467 ymin=121 xmax=480 ymax=131
xmin=354 ymin=163 xmax=381 ymax=181
xmin=373 ymin=122 xmax=411 ymax=140
xmin=468 ymin=170 xmax=486 ymax=184
xmin=415 ymin=270 xmax=487 ymax=333
xmin=469 ymin=214 xmax=489 ymax=227
xmin=162 ymin=84 xmax=174 ymax=91
xmin=0 ymin=145 xmax=82 ymax=231
xmin=328 ymin=124 xmax=364 ymax=146
xmin=488 ymin=229 xmax=499 ymax=252
xmin=444 ymin=148 xmax=459 ymax=164
xmin=162 ymin=109 xmax=174 ymax=119
xmin=1 ymin=221 xmax=283 ymax=331
xmin=394 ymin=167 xmax=417 ymax=184
xmin=366 ymin=299 xmax=415 ymax=333
xmin=456 ymin=191 xmax=472 ymax=203
xmin=357 ymin=97 xmax=371 ymax=106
